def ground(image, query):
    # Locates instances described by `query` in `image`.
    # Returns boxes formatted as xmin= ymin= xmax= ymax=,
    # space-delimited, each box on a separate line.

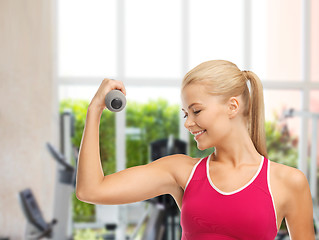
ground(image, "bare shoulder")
xmin=162 ymin=153 xmax=200 ymax=167
xmin=154 ymin=153 xmax=196 ymax=168
xmin=163 ymin=154 xmax=202 ymax=190
xmin=154 ymin=154 xmax=201 ymax=188
xmin=154 ymin=154 xmax=201 ymax=210
xmin=269 ymin=160 xmax=308 ymax=189
xmin=269 ymin=160 xmax=310 ymax=214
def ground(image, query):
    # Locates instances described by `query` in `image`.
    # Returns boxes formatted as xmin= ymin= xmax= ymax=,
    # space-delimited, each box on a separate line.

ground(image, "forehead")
xmin=181 ymin=83 xmax=211 ymax=100
xmin=181 ymin=83 xmax=219 ymax=109
xmin=181 ymin=83 xmax=224 ymax=111
xmin=181 ymin=83 xmax=207 ymax=97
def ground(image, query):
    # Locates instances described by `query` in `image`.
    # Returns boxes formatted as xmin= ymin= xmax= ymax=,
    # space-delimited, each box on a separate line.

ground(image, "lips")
xmin=193 ymin=130 xmax=206 ymax=136
xmin=191 ymin=130 xmax=207 ymax=140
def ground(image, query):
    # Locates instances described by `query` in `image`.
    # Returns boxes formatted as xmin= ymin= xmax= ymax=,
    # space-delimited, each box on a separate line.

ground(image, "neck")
xmin=211 ymin=125 xmax=261 ymax=167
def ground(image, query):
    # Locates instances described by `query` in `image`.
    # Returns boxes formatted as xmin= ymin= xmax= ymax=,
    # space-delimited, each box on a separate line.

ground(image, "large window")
xmin=57 ymin=0 xmax=319 ymax=235
xmin=58 ymin=0 xmax=319 ymax=178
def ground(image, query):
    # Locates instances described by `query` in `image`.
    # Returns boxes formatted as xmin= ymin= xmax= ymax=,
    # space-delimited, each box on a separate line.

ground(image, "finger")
xmin=118 ymin=81 xmax=127 ymax=96
xmin=112 ymin=80 xmax=126 ymax=96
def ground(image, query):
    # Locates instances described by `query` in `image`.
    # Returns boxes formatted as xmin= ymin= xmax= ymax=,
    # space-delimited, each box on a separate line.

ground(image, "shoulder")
xmin=269 ymin=160 xmax=311 ymax=214
xmin=159 ymin=154 xmax=201 ymax=172
xmin=150 ymin=154 xmax=198 ymax=175
xmin=158 ymin=154 xmax=202 ymax=189
xmin=269 ymin=160 xmax=308 ymax=190
xmin=160 ymin=153 xmax=200 ymax=165
xmin=269 ymin=160 xmax=310 ymax=213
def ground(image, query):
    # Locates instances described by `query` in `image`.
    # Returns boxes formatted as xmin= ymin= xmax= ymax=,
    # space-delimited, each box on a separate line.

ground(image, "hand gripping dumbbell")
xmin=105 ymin=90 xmax=126 ymax=112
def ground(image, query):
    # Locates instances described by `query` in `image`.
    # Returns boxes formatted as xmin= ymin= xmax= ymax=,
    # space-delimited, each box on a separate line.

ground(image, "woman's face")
xmin=181 ymin=83 xmax=232 ymax=150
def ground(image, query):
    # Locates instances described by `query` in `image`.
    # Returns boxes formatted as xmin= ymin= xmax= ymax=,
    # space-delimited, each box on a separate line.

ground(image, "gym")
xmin=1 ymin=0 xmax=319 ymax=239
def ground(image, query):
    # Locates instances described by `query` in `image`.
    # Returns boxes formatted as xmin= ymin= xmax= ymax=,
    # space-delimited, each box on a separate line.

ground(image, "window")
xmin=57 ymin=0 xmax=319 ymax=233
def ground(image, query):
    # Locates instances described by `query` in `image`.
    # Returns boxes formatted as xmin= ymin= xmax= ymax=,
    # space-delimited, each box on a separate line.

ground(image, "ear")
xmin=227 ymin=97 xmax=239 ymax=118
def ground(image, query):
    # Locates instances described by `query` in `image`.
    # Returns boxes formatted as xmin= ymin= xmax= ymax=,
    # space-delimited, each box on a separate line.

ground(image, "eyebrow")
xmin=181 ymin=103 xmax=201 ymax=111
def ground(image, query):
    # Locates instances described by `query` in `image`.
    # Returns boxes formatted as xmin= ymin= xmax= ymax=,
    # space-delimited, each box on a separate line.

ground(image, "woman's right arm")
xmin=75 ymin=79 xmax=184 ymax=205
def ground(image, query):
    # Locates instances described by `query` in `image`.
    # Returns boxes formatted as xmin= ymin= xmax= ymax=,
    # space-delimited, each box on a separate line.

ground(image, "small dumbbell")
xmin=105 ymin=90 xmax=126 ymax=112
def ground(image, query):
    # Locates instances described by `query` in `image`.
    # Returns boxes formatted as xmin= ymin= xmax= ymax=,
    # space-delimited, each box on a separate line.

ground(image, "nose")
xmin=184 ymin=115 xmax=195 ymax=129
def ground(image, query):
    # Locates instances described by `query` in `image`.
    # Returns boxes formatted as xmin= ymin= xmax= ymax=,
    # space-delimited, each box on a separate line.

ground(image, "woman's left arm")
xmin=285 ymin=168 xmax=315 ymax=240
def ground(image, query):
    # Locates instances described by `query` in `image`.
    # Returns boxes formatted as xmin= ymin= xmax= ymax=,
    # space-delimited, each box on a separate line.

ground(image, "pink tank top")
xmin=180 ymin=154 xmax=278 ymax=240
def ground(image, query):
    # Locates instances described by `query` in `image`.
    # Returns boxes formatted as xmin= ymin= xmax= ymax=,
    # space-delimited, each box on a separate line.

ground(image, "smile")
xmin=192 ymin=130 xmax=206 ymax=140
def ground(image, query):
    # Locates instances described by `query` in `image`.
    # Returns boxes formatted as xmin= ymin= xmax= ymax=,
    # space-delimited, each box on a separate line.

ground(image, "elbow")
xmin=75 ymin=184 xmax=90 ymax=202
xmin=75 ymin=181 xmax=82 ymax=200
xmin=75 ymin=179 xmax=106 ymax=204
xmin=75 ymin=188 xmax=85 ymax=201
xmin=76 ymin=190 xmax=94 ymax=203
xmin=75 ymin=187 xmax=101 ymax=204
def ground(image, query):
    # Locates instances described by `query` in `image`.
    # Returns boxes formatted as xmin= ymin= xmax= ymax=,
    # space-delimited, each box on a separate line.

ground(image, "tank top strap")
xmin=252 ymin=156 xmax=269 ymax=193
xmin=195 ymin=155 xmax=210 ymax=181
xmin=187 ymin=155 xmax=209 ymax=183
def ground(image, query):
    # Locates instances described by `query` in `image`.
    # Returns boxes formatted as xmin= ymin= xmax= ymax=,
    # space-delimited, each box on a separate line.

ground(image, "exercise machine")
xmin=19 ymin=110 xmax=76 ymax=240
xmin=52 ymin=110 xmax=76 ymax=240
xmin=19 ymin=108 xmax=185 ymax=239
xmin=20 ymin=136 xmax=168 ymax=240
xmin=18 ymin=141 xmax=76 ymax=240
xmin=101 ymin=134 xmax=186 ymax=240
xmin=19 ymin=189 xmax=57 ymax=240
xmin=128 ymin=199 xmax=166 ymax=240
xmin=149 ymin=134 xmax=186 ymax=240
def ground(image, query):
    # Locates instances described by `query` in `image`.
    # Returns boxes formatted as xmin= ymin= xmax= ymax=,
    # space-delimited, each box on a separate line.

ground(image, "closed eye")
xmin=183 ymin=110 xmax=201 ymax=119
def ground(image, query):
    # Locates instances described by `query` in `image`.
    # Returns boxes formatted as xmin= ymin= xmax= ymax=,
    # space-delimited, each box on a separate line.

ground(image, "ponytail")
xmin=242 ymin=71 xmax=268 ymax=159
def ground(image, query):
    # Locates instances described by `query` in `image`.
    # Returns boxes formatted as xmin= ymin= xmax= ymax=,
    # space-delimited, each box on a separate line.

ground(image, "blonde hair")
xmin=182 ymin=60 xmax=268 ymax=158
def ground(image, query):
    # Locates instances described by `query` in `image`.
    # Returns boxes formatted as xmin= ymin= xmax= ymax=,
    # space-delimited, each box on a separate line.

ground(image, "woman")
xmin=76 ymin=60 xmax=315 ymax=239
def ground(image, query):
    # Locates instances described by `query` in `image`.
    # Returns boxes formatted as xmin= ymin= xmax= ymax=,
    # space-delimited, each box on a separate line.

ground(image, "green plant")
xmin=126 ymin=99 xmax=180 ymax=167
xmin=265 ymin=118 xmax=298 ymax=168
xmin=73 ymin=228 xmax=107 ymax=240
xmin=60 ymin=98 xmax=183 ymax=222
xmin=189 ymin=134 xmax=215 ymax=158
xmin=60 ymin=100 xmax=96 ymax=222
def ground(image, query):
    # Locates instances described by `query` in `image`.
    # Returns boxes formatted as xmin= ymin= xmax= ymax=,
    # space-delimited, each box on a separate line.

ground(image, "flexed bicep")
xmin=77 ymin=154 xmax=185 ymax=205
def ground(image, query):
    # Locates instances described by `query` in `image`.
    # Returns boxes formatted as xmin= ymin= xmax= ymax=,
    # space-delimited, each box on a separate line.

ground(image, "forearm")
xmin=76 ymin=104 xmax=105 ymax=198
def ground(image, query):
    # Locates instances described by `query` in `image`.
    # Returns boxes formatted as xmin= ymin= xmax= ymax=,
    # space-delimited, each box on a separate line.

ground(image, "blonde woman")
xmin=76 ymin=60 xmax=315 ymax=239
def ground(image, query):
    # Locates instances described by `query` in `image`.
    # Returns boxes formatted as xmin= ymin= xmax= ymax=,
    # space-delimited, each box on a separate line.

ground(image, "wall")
xmin=0 ymin=0 xmax=58 ymax=239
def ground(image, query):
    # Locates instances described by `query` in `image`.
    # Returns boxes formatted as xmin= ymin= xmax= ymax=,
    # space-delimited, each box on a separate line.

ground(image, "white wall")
xmin=0 ymin=0 xmax=58 ymax=239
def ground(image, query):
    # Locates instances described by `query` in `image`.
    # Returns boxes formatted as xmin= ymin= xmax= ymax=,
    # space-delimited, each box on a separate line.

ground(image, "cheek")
xmin=205 ymin=111 xmax=223 ymax=127
xmin=206 ymin=115 xmax=230 ymax=136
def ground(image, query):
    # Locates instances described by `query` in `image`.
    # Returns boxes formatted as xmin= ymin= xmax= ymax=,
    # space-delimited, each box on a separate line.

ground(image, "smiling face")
xmin=181 ymin=83 xmax=235 ymax=150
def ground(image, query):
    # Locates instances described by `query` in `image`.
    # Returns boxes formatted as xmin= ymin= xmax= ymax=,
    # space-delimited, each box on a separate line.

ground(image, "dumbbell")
xmin=105 ymin=90 xmax=126 ymax=112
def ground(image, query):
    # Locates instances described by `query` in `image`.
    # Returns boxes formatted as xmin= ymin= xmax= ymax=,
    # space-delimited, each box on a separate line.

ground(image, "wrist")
xmin=88 ymin=103 xmax=104 ymax=115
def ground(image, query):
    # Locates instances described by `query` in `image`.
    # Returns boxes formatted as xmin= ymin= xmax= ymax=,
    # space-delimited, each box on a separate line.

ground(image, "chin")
xmin=196 ymin=140 xmax=214 ymax=151
xmin=197 ymin=143 xmax=208 ymax=151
